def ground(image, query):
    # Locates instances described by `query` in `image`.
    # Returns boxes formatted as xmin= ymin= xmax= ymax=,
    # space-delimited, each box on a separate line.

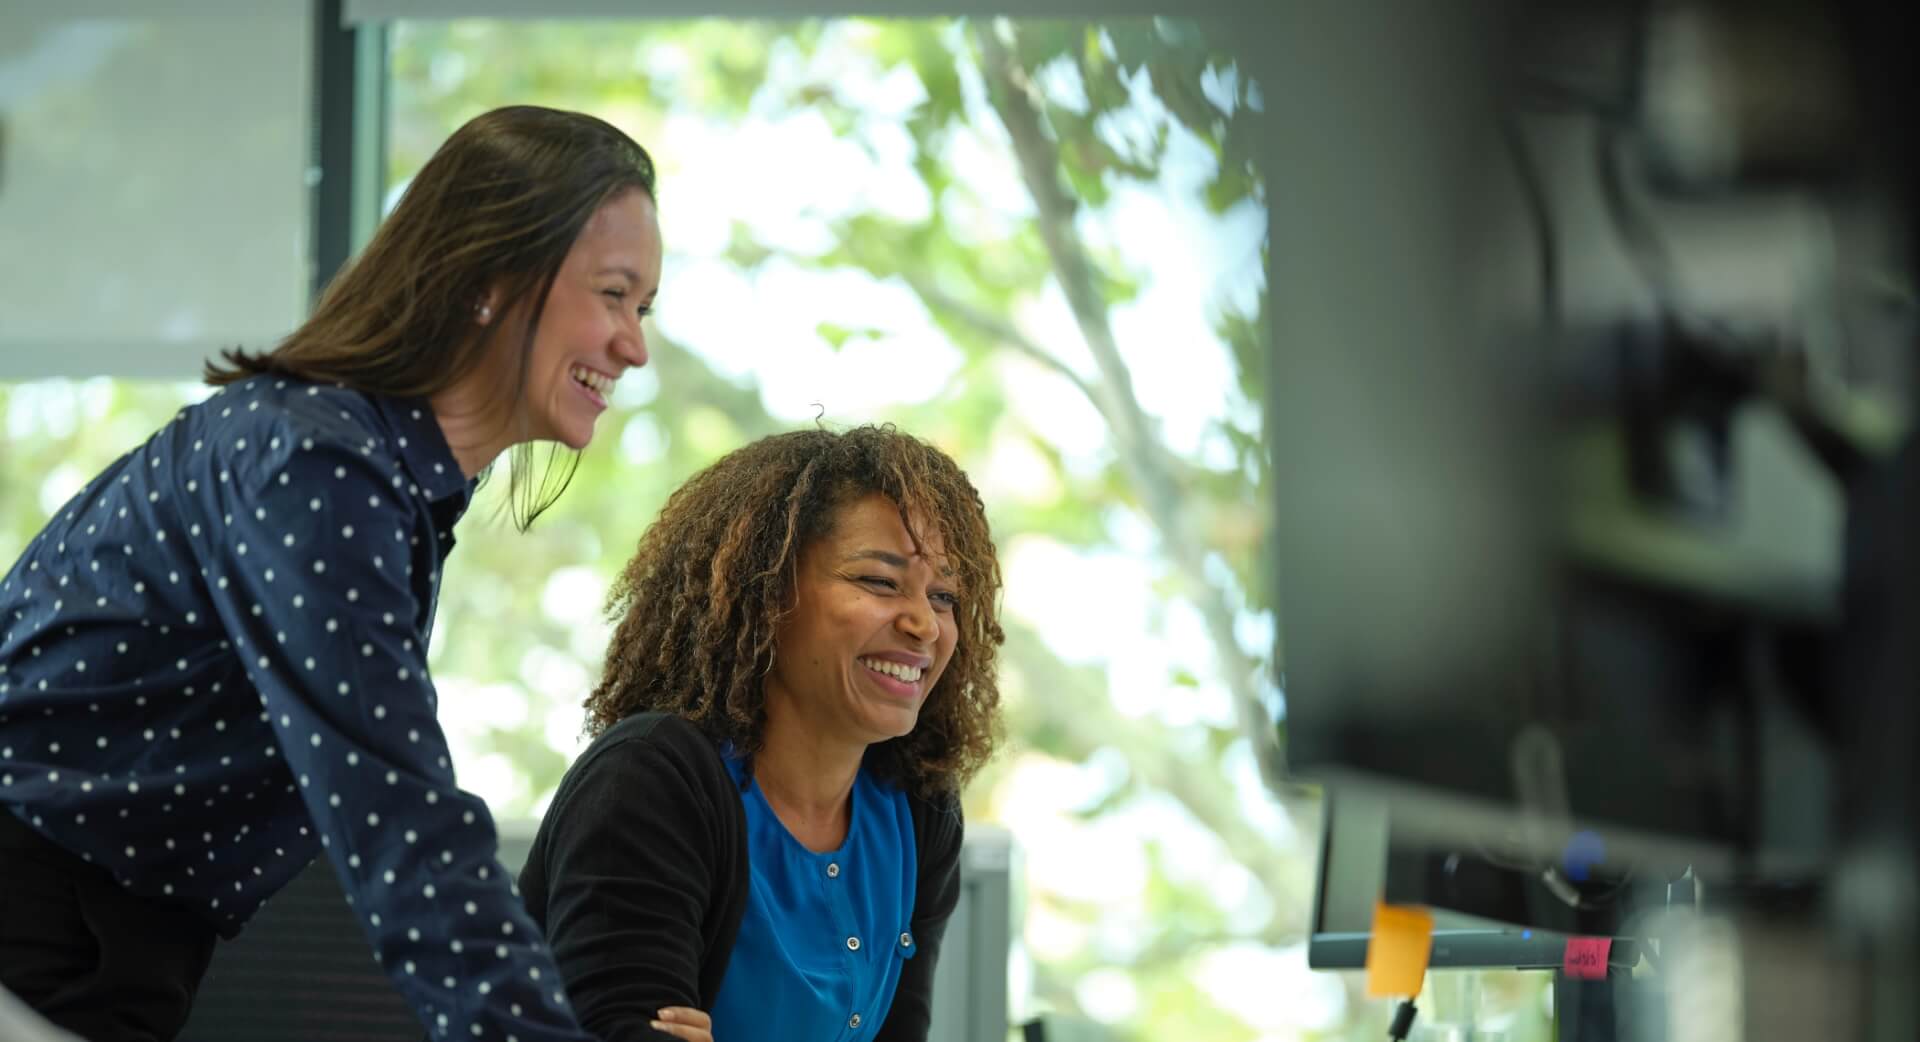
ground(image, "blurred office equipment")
xmin=1268 ymin=1 xmax=1919 ymax=1039
xmin=1310 ymin=795 xmax=1642 ymax=973
xmin=930 ymin=828 xmax=1015 ymax=1042
xmin=179 ymin=823 xmax=1013 ymax=1041
xmin=1312 ymin=792 xmax=1658 ymax=1041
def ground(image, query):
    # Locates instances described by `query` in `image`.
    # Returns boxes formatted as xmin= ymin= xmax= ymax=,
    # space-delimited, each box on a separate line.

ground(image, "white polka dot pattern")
xmin=0 ymin=376 xmax=590 ymax=1040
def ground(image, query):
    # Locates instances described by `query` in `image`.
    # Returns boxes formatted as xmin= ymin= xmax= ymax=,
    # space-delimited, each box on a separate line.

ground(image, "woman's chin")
xmin=866 ymin=706 xmax=921 ymax=743
xmin=536 ymin=418 xmax=596 ymax=451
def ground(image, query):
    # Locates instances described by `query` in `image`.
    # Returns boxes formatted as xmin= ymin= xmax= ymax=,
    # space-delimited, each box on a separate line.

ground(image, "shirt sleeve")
xmin=198 ymin=432 xmax=597 ymax=1042
xmin=873 ymin=796 xmax=964 ymax=1042
xmin=532 ymin=725 xmax=746 ymax=1042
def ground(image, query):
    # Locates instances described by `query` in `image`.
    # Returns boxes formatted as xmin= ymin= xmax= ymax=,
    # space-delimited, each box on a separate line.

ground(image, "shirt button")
xmin=900 ymin=932 xmax=913 ymax=948
xmin=826 ymin=862 xmax=840 ymax=878
xmin=846 ymin=936 xmax=861 ymax=951
xmin=848 ymin=1014 xmax=862 ymax=1029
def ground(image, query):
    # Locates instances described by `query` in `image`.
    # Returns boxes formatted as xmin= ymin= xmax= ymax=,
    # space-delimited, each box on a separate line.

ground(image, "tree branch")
xmin=1005 ymin=623 xmax=1313 ymax=938
xmin=971 ymin=20 xmax=1294 ymax=799
xmin=901 ymin=270 xmax=1108 ymax=410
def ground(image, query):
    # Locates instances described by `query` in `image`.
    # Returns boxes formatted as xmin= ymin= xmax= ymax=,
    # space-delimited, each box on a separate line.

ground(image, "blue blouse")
xmin=0 ymin=375 xmax=594 ymax=1042
xmin=712 ymin=753 xmax=920 ymax=1041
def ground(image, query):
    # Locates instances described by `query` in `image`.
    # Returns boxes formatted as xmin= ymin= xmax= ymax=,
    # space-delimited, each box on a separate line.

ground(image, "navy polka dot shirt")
xmin=0 ymin=375 xmax=596 ymax=1042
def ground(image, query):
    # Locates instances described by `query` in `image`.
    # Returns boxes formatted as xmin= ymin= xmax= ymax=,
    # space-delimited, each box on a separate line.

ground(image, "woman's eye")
xmin=605 ymin=290 xmax=651 ymax=321
xmin=859 ymin=576 xmax=898 ymax=591
xmin=931 ymin=591 xmax=960 ymax=612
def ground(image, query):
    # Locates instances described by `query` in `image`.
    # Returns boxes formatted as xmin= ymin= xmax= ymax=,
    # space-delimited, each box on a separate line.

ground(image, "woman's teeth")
xmin=859 ymin=657 xmax=923 ymax=683
xmin=571 ymin=366 xmax=613 ymax=396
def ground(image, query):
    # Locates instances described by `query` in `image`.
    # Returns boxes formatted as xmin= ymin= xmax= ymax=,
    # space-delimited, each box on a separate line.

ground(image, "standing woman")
xmin=0 ymin=105 xmax=665 ymax=1042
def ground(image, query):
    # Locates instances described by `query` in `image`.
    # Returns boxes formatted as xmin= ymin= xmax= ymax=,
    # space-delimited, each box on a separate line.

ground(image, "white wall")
xmin=0 ymin=1 xmax=312 ymax=380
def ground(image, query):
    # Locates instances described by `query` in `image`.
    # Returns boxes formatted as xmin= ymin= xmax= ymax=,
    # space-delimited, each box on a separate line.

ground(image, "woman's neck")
xmin=428 ymin=374 xmax=513 ymax=479
xmin=751 ymin=712 xmax=865 ymax=853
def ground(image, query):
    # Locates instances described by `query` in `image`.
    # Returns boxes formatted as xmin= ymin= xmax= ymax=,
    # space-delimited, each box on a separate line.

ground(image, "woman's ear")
xmin=473 ymin=286 xmax=502 ymax=326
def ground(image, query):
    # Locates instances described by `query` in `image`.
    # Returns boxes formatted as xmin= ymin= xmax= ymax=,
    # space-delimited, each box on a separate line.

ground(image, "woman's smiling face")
xmin=517 ymin=188 xmax=660 ymax=449
xmin=764 ymin=493 xmax=961 ymax=747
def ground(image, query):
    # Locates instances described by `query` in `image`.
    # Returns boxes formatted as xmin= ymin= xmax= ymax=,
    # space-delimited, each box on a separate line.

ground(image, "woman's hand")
xmin=651 ymin=1006 xmax=713 ymax=1042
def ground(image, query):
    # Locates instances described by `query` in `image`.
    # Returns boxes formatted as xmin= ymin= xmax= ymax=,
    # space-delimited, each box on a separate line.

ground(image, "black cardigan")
xmin=518 ymin=713 xmax=964 ymax=1042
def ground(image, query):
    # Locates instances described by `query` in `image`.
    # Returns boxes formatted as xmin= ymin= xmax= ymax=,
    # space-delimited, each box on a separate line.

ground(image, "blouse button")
xmin=900 ymin=932 xmax=913 ymax=948
xmin=846 ymin=936 xmax=861 ymax=951
xmin=826 ymin=862 xmax=840 ymax=878
xmin=848 ymin=1013 xmax=863 ymax=1029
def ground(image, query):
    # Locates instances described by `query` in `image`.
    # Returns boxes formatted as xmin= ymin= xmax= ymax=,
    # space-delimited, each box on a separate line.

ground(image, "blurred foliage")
xmin=0 ymin=382 xmax=206 ymax=556
xmin=1 ymin=14 xmax=1523 ymax=1042
xmin=395 ymin=16 xmax=1294 ymax=1039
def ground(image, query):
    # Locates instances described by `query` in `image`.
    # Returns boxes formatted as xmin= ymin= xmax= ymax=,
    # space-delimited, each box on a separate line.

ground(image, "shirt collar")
xmin=367 ymin=392 xmax=473 ymax=505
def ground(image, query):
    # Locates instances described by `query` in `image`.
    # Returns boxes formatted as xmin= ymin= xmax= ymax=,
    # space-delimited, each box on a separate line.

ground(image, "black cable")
xmin=1526 ymin=0 xmax=1684 ymax=320
xmin=1387 ymin=999 xmax=1419 ymax=1041
xmin=1512 ymin=0 xmax=1648 ymax=123
xmin=1500 ymin=111 xmax=1562 ymax=331
xmin=1517 ymin=77 xmax=1635 ymax=122
xmin=1595 ymin=123 xmax=1683 ymax=317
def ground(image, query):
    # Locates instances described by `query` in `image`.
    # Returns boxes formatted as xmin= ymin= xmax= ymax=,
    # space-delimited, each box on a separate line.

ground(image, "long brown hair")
xmin=207 ymin=104 xmax=656 ymax=526
xmin=586 ymin=426 xmax=1005 ymax=798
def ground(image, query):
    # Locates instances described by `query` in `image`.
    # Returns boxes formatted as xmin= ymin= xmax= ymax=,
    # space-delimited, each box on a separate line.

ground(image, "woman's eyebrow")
xmin=842 ymin=548 xmax=959 ymax=580
xmin=842 ymin=549 xmax=909 ymax=568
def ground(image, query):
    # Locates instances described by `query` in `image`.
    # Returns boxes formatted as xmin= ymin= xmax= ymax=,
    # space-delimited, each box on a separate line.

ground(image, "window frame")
xmin=18 ymin=0 xmax=1274 ymax=381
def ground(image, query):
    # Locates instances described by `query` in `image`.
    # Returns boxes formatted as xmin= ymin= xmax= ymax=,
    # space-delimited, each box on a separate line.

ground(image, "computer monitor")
xmin=1263 ymin=0 xmax=1853 ymax=880
xmin=1310 ymin=792 xmax=1639 ymax=973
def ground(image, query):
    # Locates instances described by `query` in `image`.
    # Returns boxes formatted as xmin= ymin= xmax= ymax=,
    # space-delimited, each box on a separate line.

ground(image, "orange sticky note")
xmin=1563 ymin=937 xmax=1611 ymax=980
xmin=1365 ymin=901 xmax=1434 ymax=998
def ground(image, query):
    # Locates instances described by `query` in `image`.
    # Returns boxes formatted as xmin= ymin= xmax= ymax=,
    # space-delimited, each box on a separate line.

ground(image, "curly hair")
xmin=586 ymin=425 xmax=1004 ymax=797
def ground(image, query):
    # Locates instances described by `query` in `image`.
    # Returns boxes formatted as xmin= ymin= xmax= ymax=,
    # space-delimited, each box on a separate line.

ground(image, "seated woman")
xmin=521 ymin=425 xmax=1005 ymax=1042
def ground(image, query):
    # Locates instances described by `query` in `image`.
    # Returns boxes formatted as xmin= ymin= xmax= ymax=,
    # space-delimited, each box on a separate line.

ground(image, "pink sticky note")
xmin=1563 ymin=937 xmax=1611 ymax=980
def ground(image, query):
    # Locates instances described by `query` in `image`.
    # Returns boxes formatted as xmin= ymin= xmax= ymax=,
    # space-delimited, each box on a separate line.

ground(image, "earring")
xmin=475 ymin=303 xmax=492 ymax=323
